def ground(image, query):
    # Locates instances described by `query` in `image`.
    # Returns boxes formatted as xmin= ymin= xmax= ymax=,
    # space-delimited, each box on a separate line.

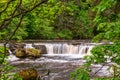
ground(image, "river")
xmin=6 ymin=41 xmax=111 ymax=80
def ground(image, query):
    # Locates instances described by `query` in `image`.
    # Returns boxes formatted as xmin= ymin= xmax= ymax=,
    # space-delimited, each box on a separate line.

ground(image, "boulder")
xmin=15 ymin=48 xmax=41 ymax=58
xmin=14 ymin=48 xmax=26 ymax=58
xmin=33 ymin=45 xmax=47 ymax=54
xmin=18 ymin=68 xmax=38 ymax=80
xmin=25 ymin=48 xmax=41 ymax=58
xmin=9 ymin=43 xmax=25 ymax=54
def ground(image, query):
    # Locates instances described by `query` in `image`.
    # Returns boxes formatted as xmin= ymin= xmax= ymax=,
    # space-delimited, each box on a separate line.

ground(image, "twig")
xmin=91 ymin=62 xmax=110 ymax=78
xmin=0 ymin=15 xmax=24 ymax=64
xmin=0 ymin=0 xmax=22 ymax=30
xmin=0 ymin=0 xmax=12 ymax=15
xmin=0 ymin=0 xmax=48 ymax=64
xmin=0 ymin=0 xmax=48 ymax=31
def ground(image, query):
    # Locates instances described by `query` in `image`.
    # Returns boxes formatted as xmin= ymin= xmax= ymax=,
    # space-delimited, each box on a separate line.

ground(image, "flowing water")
xmin=6 ymin=41 xmax=111 ymax=80
xmin=33 ymin=42 xmax=94 ymax=59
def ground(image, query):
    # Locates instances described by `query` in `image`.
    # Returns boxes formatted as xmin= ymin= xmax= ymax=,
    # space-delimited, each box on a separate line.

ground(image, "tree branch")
xmin=0 ymin=0 xmax=47 ymax=31
xmin=0 ymin=0 xmax=48 ymax=64
xmin=0 ymin=0 xmax=12 ymax=15
xmin=0 ymin=0 xmax=22 ymax=31
xmin=91 ymin=62 xmax=111 ymax=78
xmin=0 ymin=15 xmax=24 ymax=64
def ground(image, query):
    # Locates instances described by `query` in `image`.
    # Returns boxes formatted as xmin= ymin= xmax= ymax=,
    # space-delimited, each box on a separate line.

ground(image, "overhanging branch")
xmin=0 ymin=0 xmax=12 ymax=15
xmin=0 ymin=0 xmax=48 ymax=31
xmin=0 ymin=0 xmax=22 ymax=31
xmin=0 ymin=15 xmax=24 ymax=64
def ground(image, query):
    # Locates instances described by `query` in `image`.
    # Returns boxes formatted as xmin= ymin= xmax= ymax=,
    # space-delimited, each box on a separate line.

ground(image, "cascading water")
xmin=33 ymin=42 xmax=95 ymax=59
xmin=33 ymin=43 xmax=94 ymax=54
xmin=6 ymin=42 xmax=96 ymax=61
xmin=6 ymin=42 xmax=111 ymax=80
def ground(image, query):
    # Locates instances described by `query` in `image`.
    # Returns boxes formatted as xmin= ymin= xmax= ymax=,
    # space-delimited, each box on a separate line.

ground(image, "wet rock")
xmin=9 ymin=43 xmax=25 ymax=54
xmin=18 ymin=68 xmax=38 ymax=80
xmin=25 ymin=48 xmax=41 ymax=58
xmin=15 ymin=48 xmax=41 ymax=58
xmin=33 ymin=45 xmax=47 ymax=54
xmin=72 ymin=42 xmax=81 ymax=45
xmin=15 ymin=49 xmax=26 ymax=58
xmin=18 ymin=68 xmax=50 ymax=80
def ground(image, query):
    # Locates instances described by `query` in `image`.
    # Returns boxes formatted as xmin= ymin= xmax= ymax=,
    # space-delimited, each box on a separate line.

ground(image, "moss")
xmin=25 ymin=48 xmax=41 ymax=58
xmin=15 ymin=48 xmax=41 ymax=58
xmin=15 ymin=49 xmax=26 ymax=58
xmin=18 ymin=68 xmax=38 ymax=80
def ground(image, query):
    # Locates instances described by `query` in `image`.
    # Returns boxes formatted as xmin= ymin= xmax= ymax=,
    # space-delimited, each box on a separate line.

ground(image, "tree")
xmin=0 ymin=0 xmax=48 ymax=62
xmin=0 ymin=0 xmax=47 ymax=79
xmin=71 ymin=0 xmax=120 ymax=80
xmin=53 ymin=0 xmax=94 ymax=39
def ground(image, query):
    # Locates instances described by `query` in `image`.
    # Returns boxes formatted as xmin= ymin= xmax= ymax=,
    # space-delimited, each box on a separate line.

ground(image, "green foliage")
xmin=0 ymin=46 xmax=8 ymax=62
xmin=92 ymin=0 xmax=120 ymax=42
xmin=70 ymin=67 xmax=90 ymax=80
xmin=0 ymin=0 xmax=29 ymax=40
xmin=71 ymin=0 xmax=120 ymax=80
xmin=93 ymin=20 xmax=120 ymax=42
xmin=89 ymin=42 xmax=120 ymax=65
xmin=0 ymin=24 xmax=28 ymax=40
xmin=0 ymin=0 xmax=97 ymax=40
xmin=56 ymin=29 xmax=73 ymax=39
xmin=0 ymin=64 xmax=22 ymax=80
xmin=93 ymin=0 xmax=117 ymax=23
xmin=53 ymin=0 xmax=95 ymax=39
xmin=0 ymin=46 xmax=22 ymax=80
xmin=0 ymin=46 xmax=6 ymax=53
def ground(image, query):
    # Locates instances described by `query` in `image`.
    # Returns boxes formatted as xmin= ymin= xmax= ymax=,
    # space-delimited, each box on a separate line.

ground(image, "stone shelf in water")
xmin=33 ymin=42 xmax=95 ymax=55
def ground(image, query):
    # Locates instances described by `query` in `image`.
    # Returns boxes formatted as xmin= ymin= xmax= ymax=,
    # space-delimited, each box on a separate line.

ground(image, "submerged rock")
xmin=18 ymin=68 xmax=38 ymax=80
xmin=18 ymin=68 xmax=50 ymax=80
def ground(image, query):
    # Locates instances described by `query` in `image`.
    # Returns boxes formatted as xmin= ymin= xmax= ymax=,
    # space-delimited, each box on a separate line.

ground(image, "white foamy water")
xmin=7 ymin=50 xmax=19 ymax=61
xmin=7 ymin=55 xmax=19 ymax=61
xmin=42 ymin=54 xmax=86 ymax=59
xmin=34 ymin=43 xmax=95 ymax=55
xmin=8 ymin=42 xmax=96 ymax=61
xmin=24 ymin=44 xmax=33 ymax=48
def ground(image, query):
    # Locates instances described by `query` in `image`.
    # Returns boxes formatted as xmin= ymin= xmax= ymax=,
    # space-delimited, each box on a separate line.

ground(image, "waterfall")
xmin=33 ymin=43 xmax=95 ymax=55
xmin=24 ymin=44 xmax=33 ymax=48
xmin=6 ymin=42 xmax=96 ymax=61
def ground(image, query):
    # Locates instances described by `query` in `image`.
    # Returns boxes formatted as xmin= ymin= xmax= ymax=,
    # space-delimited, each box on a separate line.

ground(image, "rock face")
xmin=18 ymin=68 xmax=38 ymax=80
xmin=33 ymin=45 xmax=47 ymax=54
xmin=15 ymin=48 xmax=41 ymax=58
xmin=9 ymin=43 xmax=25 ymax=54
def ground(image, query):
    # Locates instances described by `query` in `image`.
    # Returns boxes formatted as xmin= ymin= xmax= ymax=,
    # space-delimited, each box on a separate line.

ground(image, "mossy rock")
xmin=25 ymin=48 xmax=41 ymax=58
xmin=15 ymin=48 xmax=41 ymax=58
xmin=14 ymin=49 xmax=26 ymax=58
xmin=18 ymin=68 xmax=38 ymax=80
